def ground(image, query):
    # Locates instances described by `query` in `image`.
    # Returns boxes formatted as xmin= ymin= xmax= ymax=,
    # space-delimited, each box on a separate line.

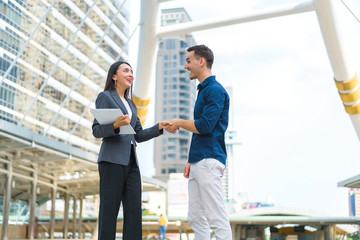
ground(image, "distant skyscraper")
xmin=154 ymin=8 xmax=197 ymax=181
xmin=223 ymin=87 xmax=240 ymax=201
xmin=349 ymin=188 xmax=360 ymax=216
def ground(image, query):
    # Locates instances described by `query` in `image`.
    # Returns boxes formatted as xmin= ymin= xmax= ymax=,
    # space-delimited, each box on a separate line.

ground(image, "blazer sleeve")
xmin=134 ymin=116 xmax=163 ymax=143
xmin=92 ymin=92 xmax=120 ymax=139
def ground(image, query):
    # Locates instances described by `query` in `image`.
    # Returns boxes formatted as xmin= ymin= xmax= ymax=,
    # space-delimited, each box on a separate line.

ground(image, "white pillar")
xmin=1 ymin=159 xmax=13 ymax=240
xmin=231 ymin=223 xmax=236 ymax=240
xmin=63 ymin=193 xmax=70 ymax=239
xmin=133 ymin=0 xmax=160 ymax=125
xmin=49 ymin=185 xmax=57 ymax=238
xmin=78 ymin=196 xmax=84 ymax=239
xmin=72 ymin=196 xmax=77 ymax=238
xmin=314 ymin=0 xmax=360 ymax=140
xmin=28 ymin=165 xmax=38 ymax=240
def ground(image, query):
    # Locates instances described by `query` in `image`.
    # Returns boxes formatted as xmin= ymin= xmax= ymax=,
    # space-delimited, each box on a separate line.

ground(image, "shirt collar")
xmin=197 ymin=75 xmax=216 ymax=90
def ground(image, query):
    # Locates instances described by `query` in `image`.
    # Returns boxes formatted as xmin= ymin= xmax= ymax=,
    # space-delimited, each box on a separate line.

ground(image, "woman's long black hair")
xmin=104 ymin=61 xmax=134 ymax=103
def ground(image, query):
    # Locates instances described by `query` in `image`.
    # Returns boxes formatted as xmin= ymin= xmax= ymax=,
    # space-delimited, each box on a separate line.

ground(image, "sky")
xmin=127 ymin=0 xmax=360 ymax=216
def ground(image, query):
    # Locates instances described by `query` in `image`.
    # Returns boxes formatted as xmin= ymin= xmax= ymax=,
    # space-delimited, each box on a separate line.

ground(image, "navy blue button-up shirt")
xmin=189 ymin=75 xmax=230 ymax=165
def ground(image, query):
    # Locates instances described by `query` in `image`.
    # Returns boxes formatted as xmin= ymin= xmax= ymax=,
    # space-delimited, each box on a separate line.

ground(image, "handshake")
xmin=159 ymin=119 xmax=181 ymax=133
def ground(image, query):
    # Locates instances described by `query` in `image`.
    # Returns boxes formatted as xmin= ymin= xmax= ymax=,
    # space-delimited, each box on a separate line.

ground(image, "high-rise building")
xmin=223 ymin=87 xmax=241 ymax=201
xmin=0 ymin=0 xmax=131 ymax=154
xmin=224 ymin=130 xmax=236 ymax=201
xmin=349 ymin=188 xmax=360 ymax=216
xmin=154 ymin=8 xmax=197 ymax=181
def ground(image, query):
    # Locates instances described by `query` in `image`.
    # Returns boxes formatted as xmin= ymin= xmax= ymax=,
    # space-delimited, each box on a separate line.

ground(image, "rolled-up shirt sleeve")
xmin=194 ymin=87 xmax=225 ymax=135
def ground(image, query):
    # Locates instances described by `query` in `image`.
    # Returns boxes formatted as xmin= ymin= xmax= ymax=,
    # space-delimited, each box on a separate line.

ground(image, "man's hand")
xmin=167 ymin=119 xmax=199 ymax=134
xmin=165 ymin=119 xmax=181 ymax=133
xmin=159 ymin=121 xmax=170 ymax=131
xmin=183 ymin=162 xmax=191 ymax=179
xmin=113 ymin=115 xmax=131 ymax=129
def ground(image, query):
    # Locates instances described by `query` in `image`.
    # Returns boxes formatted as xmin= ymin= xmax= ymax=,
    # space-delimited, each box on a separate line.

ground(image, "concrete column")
xmin=241 ymin=225 xmax=247 ymax=240
xmin=28 ymin=165 xmax=38 ymax=240
xmin=324 ymin=225 xmax=334 ymax=240
xmin=235 ymin=225 xmax=241 ymax=240
xmin=49 ymin=185 xmax=57 ymax=238
xmin=78 ymin=196 xmax=84 ymax=239
xmin=324 ymin=225 xmax=336 ymax=240
xmin=233 ymin=224 xmax=240 ymax=240
xmin=1 ymin=159 xmax=13 ymax=240
xmin=330 ymin=225 xmax=336 ymax=240
xmin=314 ymin=227 xmax=325 ymax=240
xmin=63 ymin=193 xmax=70 ymax=239
xmin=231 ymin=223 xmax=236 ymax=240
xmin=91 ymin=221 xmax=98 ymax=240
xmin=179 ymin=228 xmax=183 ymax=240
xmin=72 ymin=196 xmax=77 ymax=238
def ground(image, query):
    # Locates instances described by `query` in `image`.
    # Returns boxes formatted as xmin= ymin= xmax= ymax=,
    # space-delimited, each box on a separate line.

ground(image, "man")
xmin=166 ymin=45 xmax=231 ymax=239
xmin=158 ymin=214 xmax=167 ymax=240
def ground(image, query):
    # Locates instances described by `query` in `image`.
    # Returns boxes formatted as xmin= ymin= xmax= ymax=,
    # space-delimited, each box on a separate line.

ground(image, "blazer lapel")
xmin=110 ymin=90 xmax=128 ymax=115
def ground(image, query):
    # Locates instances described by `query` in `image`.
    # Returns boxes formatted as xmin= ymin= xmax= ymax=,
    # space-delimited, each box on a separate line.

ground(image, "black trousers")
xmin=98 ymin=147 xmax=142 ymax=240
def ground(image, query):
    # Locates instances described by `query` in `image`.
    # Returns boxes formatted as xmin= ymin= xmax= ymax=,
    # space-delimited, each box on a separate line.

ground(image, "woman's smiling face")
xmin=113 ymin=63 xmax=134 ymax=89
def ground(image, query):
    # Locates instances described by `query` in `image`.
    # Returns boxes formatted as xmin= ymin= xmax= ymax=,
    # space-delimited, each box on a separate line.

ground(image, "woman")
xmin=92 ymin=61 xmax=168 ymax=240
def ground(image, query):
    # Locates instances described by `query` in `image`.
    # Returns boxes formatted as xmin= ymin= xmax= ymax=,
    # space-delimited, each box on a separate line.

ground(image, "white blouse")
xmin=120 ymin=97 xmax=132 ymax=120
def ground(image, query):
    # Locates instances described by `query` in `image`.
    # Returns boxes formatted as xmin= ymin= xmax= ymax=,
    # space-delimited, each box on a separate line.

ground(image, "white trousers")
xmin=187 ymin=158 xmax=232 ymax=240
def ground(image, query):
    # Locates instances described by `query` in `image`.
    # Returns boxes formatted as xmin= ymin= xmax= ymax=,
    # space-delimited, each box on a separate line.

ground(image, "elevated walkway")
xmin=0 ymin=120 xmax=167 ymax=239
xmin=338 ymin=174 xmax=360 ymax=188
xmin=1 ymin=208 xmax=359 ymax=239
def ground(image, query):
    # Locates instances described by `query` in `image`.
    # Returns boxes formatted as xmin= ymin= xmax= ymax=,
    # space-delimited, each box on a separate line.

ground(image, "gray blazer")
xmin=92 ymin=90 xmax=162 ymax=166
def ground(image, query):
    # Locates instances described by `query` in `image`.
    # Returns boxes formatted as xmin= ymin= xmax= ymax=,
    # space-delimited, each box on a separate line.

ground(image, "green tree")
xmin=348 ymin=232 xmax=360 ymax=240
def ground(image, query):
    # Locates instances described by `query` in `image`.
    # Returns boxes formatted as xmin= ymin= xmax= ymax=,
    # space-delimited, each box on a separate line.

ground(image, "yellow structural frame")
xmin=335 ymin=73 xmax=360 ymax=114
xmin=133 ymin=95 xmax=151 ymax=125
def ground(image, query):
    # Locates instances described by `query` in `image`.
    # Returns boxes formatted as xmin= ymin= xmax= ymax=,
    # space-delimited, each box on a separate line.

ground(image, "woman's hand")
xmin=113 ymin=115 xmax=131 ymax=130
xmin=159 ymin=121 xmax=170 ymax=131
xmin=166 ymin=119 xmax=180 ymax=133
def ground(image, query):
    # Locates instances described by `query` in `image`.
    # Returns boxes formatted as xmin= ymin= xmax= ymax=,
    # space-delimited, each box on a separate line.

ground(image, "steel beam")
xmin=314 ymin=0 xmax=360 ymax=140
xmin=72 ymin=196 xmax=77 ymax=238
xmin=63 ymin=193 xmax=70 ymax=239
xmin=28 ymin=165 xmax=38 ymax=240
xmin=0 ymin=159 xmax=13 ymax=240
xmin=157 ymin=1 xmax=314 ymax=38
xmin=49 ymin=184 xmax=57 ymax=238
xmin=79 ymin=196 xmax=84 ymax=239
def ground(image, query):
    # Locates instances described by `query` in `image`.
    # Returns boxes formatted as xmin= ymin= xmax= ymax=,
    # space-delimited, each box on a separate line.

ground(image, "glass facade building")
xmin=0 ymin=0 xmax=131 ymax=153
xmin=154 ymin=8 xmax=197 ymax=181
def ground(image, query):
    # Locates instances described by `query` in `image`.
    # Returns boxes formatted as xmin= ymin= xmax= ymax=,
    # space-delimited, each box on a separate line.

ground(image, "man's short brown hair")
xmin=187 ymin=44 xmax=214 ymax=69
